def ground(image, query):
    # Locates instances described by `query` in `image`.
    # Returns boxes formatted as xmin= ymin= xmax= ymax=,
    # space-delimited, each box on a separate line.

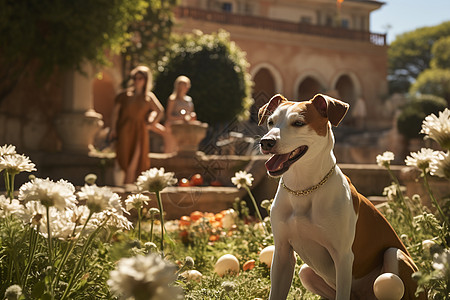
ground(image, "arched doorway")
xmin=297 ymin=77 xmax=322 ymax=101
xmin=251 ymin=67 xmax=277 ymax=124
xmin=334 ymin=74 xmax=355 ymax=106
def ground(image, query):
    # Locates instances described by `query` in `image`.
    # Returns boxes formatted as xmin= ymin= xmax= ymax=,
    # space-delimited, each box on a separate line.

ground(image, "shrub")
xmin=397 ymin=94 xmax=447 ymax=140
xmin=153 ymin=30 xmax=253 ymax=125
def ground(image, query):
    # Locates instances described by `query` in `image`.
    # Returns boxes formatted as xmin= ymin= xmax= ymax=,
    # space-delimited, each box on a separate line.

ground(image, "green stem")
xmin=53 ymin=212 xmax=94 ymax=288
xmin=138 ymin=206 xmax=142 ymax=241
xmin=150 ymin=216 xmax=154 ymax=243
xmin=8 ymin=173 xmax=15 ymax=201
xmin=45 ymin=206 xmax=55 ymax=299
xmin=423 ymin=172 xmax=449 ymax=227
xmin=155 ymin=192 xmax=165 ymax=257
xmin=22 ymin=226 xmax=40 ymax=287
xmin=387 ymin=167 xmax=415 ymax=230
xmin=244 ymin=185 xmax=269 ymax=235
xmin=60 ymin=216 xmax=108 ymax=300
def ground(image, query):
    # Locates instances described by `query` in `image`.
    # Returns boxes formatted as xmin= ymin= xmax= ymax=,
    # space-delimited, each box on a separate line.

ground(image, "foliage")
xmin=430 ymin=36 xmax=450 ymax=70
xmin=121 ymin=0 xmax=177 ymax=84
xmin=410 ymin=69 xmax=450 ymax=104
xmin=397 ymin=94 xmax=447 ymax=140
xmin=0 ymin=0 xmax=148 ymax=103
xmin=153 ymin=30 xmax=253 ymax=125
xmin=388 ymin=21 xmax=450 ymax=94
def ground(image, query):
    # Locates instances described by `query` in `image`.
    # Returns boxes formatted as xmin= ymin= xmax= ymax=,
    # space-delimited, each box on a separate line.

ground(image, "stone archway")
xmin=253 ymin=67 xmax=276 ymax=99
xmin=297 ymin=76 xmax=323 ymax=101
xmin=334 ymin=74 xmax=356 ymax=106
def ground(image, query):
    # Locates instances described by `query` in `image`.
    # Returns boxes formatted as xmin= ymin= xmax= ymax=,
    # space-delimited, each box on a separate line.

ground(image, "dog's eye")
xmin=268 ymin=119 xmax=274 ymax=126
xmin=292 ymin=120 xmax=305 ymax=127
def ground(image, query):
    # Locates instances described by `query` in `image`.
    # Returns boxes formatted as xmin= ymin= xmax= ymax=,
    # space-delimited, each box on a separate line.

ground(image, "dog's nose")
xmin=260 ymin=138 xmax=276 ymax=151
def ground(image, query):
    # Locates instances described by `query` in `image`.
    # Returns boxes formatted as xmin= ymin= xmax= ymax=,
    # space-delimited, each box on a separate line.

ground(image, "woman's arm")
xmin=148 ymin=92 xmax=165 ymax=125
xmin=109 ymin=98 xmax=122 ymax=141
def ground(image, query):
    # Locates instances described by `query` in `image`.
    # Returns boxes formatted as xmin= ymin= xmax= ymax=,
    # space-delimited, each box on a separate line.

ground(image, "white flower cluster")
xmin=108 ymin=253 xmax=183 ymax=300
xmin=231 ymin=170 xmax=254 ymax=188
xmin=0 ymin=144 xmax=36 ymax=175
xmin=377 ymin=109 xmax=450 ymax=179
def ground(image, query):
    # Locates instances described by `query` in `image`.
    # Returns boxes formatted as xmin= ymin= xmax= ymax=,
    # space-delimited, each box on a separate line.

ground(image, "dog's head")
xmin=258 ymin=93 xmax=349 ymax=177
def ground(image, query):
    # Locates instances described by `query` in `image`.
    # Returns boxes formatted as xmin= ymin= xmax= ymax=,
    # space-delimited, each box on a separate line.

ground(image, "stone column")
xmin=55 ymin=63 xmax=104 ymax=153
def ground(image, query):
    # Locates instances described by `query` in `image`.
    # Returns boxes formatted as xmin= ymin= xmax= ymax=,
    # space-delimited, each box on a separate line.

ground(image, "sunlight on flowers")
xmin=405 ymin=148 xmax=440 ymax=173
xmin=108 ymin=254 xmax=183 ymax=300
xmin=420 ymin=108 xmax=450 ymax=150
xmin=18 ymin=177 xmax=77 ymax=210
xmin=136 ymin=167 xmax=177 ymax=193
xmin=430 ymin=151 xmax=450 ymax=179
xmin=376 ymin=151 xmax=395 ymax=168
xmin=0 ymin=153 xmax=36 ymax=175
xmin=231 ymin=170 xmax=254 ymax=188
xmin=125 ymin=193 xmax=150 ymax=211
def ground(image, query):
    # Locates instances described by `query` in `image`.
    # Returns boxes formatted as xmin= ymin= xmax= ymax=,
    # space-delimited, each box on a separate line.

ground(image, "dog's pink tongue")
xmin=265 ymin=153 xmax=290 ymax=172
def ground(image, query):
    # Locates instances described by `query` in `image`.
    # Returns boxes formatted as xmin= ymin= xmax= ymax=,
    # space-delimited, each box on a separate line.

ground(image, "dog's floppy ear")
xmin=258 ymin=94 xmax=287 ymax=126
xmin=312 ymin=94 xmax=349 ymax=126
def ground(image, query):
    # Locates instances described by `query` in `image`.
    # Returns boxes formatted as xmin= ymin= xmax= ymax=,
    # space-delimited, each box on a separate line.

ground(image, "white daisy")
xmin=94 ymin=210 xmax=133 ymax=231
xmin=231 ymin=170 xmax=254 ymax=188
xmin=18 ymin=178 xmax=77 ymax=210
xmin=107 ymin=254 xmax=183 ymax=300
xmin=125 ymin=193 xmax=150 ymax=211
xmin=0 ymin=144 xmax=16 ymax=156
xmin=0 ymin=153 xmax=36 ymax=175
xmin=421 ymin=108 xmax=450 ymax=150
xmin=405 ymin=148 xmax=440 ymax=173
xmin=376 ymin=151 xmax=395 ymax=168
xmin=136 ymin=168 xmax=177 ymax=193
xmin=78 ymin=184 xmax=124 ymax=214
xmin=430 ymin=151 xmax=450 ymax=179
xmin=0 ymin=195 xmax=23 ymax=218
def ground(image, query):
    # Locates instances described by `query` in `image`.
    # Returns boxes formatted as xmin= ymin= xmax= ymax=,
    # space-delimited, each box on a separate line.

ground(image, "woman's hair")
xmin=129 ymin=65 xmax=153 ymax=98
xmin=169 ymin=75 xmax=191 ymax=100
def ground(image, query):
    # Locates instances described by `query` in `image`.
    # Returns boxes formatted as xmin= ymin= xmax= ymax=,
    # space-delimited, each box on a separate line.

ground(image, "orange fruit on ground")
xmin=190 ymin=173 xmax=204 ymax=186
xmin=179 ymin=216 xmax=191 ymax=226
xmin=179 ymin=178 xmax=190 ymax=187
xmin=190 ymin=211 xmax=204 ymax=221
xmin=243 ymin=259 xmax=256 ymax=271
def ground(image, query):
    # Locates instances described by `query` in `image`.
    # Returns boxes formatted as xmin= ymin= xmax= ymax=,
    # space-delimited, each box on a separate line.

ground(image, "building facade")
xmin=174 ymin=0 xmax=388 ymax=128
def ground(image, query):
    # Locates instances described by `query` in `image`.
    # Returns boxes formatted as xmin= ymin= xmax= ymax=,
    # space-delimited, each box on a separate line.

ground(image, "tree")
xmin=410 ymin=69 xmax=450 ymax=104
xmin=430 ymin=36 xmax=450 ymax=69
xmin=153 ymin=30 xmax=253 ymax=125
xmin=388 ymin=21 xmax=450 ymax=94
xmin=0 ymin=0 xmax=148 ymax=103
xmin=121 ymin=0 xmax=177 ymax=85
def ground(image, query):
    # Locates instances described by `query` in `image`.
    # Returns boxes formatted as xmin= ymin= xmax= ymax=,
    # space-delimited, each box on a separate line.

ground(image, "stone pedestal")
xmin=55 ymin=110 xmax=104 ymax=153
xmin=55 ymin=63 xmax=103 ymax=153
xmin=170 ymin=120 xmax=208 ymax=154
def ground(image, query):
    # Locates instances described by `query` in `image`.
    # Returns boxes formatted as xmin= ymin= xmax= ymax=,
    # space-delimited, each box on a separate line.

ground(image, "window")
xmin=341 ymin=19 xmax=349 ymax=28
xmin=300 ymin=16 xmax=312 ymax=24
xmin=222 ymin=2 xmax=232 ymax=12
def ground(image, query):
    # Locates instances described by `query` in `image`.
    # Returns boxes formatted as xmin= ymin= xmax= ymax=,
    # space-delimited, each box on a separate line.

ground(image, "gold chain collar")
xmin=281 ymin=164 xmax=336 ymax=196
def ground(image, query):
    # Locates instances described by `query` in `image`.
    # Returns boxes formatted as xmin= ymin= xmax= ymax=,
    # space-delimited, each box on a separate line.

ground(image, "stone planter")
xmin=170 ymin=120 xmax=208 ymax=154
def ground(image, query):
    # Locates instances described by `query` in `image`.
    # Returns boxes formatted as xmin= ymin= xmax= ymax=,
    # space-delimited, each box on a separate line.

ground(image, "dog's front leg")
xmin=334 ymin=251 xmax=354 ymax=300
xmin=269 ymin=240 xmax=296 ymax=300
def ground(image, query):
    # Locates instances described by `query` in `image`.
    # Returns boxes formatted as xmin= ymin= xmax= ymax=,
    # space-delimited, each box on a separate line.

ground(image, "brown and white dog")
xmin=258 ymin=94 xmax=425 ymax=300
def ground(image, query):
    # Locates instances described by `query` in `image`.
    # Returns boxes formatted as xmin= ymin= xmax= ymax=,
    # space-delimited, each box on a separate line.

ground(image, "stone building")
xmin=172 ymin=0 xmax=388 ymax=128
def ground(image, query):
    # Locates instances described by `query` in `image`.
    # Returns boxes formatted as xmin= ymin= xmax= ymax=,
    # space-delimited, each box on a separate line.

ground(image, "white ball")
xmin=180 ymin=270 xmax=203 ymax=282
xmin=259 ymin=245 xmax=275 ymax=267
xmin=214 ymin=254 xmax=239 ymax=276
xmin=373 ymin=273 xmax=405 ymax=300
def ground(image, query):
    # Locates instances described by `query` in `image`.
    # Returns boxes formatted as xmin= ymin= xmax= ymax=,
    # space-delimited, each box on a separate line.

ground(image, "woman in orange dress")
xmin=110 ymin=66 xmax=164 ymax=185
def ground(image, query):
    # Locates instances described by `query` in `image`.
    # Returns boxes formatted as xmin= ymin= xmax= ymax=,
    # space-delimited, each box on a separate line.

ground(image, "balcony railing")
xmin=174 ymin=6 xmax=386 ymax=46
